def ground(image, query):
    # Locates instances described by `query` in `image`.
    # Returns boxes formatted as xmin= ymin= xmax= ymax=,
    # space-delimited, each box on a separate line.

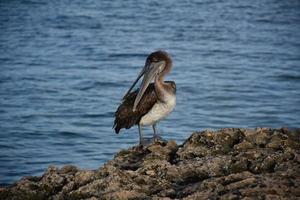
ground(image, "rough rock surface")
xmin=1 ymin=128 xmax=299 ymax=200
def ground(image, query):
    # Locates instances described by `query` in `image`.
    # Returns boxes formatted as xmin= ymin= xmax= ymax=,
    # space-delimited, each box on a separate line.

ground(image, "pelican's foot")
xmin=139 ymin=137 xmax=153 ymax=146
xmin=139 ymin=136 xmax=168 ymax=146
xmin=152 ymin=135 xmax=168 ymax=143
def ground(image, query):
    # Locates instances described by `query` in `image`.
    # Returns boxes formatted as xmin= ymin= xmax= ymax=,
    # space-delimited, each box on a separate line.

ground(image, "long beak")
xmin=133 ymin=61 xmax=165 ymax=111
xmin=122 ymin=67 xmax=145 ymax=100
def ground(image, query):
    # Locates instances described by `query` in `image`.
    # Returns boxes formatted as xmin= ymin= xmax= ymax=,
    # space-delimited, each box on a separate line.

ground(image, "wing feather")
xmin=113 ymin=83 xmax=157 ymax=134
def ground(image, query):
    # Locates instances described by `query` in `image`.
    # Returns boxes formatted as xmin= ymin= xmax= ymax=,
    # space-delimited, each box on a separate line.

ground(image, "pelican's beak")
xmin=132 ymin=61 xmax=165 ymax=111
xmin=122 ymin=66 xmax=146 ymax=100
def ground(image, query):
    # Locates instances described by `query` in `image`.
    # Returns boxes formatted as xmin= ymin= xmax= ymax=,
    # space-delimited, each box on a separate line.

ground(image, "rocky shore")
xmin=1 ymin=128 xmax=299 ymax=200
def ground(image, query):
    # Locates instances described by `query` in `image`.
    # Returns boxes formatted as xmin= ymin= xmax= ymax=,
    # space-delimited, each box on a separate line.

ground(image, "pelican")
xmin=113 ymin=50 xmax=176 ymax=145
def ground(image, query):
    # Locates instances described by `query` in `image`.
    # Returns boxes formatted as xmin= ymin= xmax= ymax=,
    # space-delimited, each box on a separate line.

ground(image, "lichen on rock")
xmin=0 ymin=128 xmax=299 ymax=199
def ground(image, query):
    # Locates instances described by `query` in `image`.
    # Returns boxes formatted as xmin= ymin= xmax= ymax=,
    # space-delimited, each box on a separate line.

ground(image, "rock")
xmin=74 ymin=170 xmax=96 ymax=186
xmin=0 ymin=128 xmax=299 ymax=200
xmin=234 ymin=140 xmax=254 ymax=150
xmin=59 ymin=165 xmax=78 ymax=175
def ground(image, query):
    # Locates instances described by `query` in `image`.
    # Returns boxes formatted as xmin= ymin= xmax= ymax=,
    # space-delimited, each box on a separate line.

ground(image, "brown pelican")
xmin=113 ymin=50 xmax=176 ymax=145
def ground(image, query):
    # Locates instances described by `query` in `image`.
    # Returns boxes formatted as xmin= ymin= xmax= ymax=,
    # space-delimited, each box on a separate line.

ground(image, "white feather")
xmin=139 ymin=92 xmax=176 ymax=126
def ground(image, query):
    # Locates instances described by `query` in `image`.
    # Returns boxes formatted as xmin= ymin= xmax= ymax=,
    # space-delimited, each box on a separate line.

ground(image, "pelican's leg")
xmin=152 ymin=124 xmax=167 ymax=142
xmin=152 ymin=124 xmax=158 ymax=138
xmin=138 ymin=124 xmax=143 ymax=145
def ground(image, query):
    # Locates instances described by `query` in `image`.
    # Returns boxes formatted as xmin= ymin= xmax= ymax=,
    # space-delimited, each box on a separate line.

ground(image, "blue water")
xmin=0 ymin=0 xmax=299 ymax=185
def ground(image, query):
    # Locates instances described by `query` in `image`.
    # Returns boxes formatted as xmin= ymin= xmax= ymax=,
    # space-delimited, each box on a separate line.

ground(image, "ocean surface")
xmin=0 ymin=0 xmax=299 ymax=185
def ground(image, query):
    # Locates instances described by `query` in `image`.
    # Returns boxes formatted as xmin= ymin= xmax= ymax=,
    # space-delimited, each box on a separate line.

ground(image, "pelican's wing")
xmin=113 ymin=83 xmax=157 ymax=134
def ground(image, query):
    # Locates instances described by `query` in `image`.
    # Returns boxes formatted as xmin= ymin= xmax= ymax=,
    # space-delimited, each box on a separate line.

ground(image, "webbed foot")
xmin=152 ymin=135 xmax=168 ymax=143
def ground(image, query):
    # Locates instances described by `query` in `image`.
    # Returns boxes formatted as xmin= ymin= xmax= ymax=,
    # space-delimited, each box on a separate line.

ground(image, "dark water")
xmin=0 ymin=0 xmax=300 ymax=185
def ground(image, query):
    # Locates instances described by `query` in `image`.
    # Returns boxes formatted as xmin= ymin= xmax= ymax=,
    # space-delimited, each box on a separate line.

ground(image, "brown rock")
xmin=0 ymin=128 xmax=299 ymax=200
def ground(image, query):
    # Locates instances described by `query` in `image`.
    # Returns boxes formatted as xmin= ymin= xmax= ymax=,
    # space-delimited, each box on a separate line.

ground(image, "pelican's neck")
xmin=154 ymin=75 xmax=166 ymax=102
xmin=154 ymin=61 xmax=172 ymax=102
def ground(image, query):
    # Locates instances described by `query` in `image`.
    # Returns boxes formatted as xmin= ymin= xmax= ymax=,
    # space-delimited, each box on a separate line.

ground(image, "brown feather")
xmin=113 ymin=81 xmax=175 ymax=134
xmin=113 ymin=83 xmax=157 ymax=134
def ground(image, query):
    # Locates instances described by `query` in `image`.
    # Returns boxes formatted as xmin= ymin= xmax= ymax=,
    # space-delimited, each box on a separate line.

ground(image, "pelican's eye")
xmin=152 ymin=58 xmax=158 ymax=62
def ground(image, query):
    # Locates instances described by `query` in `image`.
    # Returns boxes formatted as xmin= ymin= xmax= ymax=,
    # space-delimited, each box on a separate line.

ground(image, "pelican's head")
xmin=123 ymin=50 xmax=172 ymax=111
